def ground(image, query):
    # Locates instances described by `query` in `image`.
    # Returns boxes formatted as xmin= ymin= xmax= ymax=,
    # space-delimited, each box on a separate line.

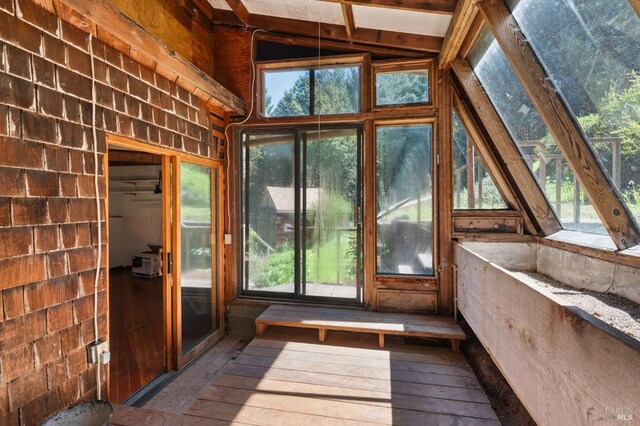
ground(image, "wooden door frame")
xmin=105 ymin=134 xmax=225 ymax=374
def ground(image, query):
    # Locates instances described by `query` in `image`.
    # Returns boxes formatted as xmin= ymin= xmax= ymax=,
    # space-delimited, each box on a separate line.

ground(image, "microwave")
xmin=132 ymin=252 xmax=161 ymax=277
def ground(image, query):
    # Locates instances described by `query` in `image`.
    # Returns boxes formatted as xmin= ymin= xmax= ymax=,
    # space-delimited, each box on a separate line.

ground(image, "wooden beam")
xmin=630 ymin=0 xmax=640 ymax=17
xmin=245 ymin=14 xmax=443 ymax=52
xmin=452 ymin=88 xmax=537 ymax=235
xmin=477 ymin=0 xmax=640 ymax=249
xmin=320 ymin=0 xmax=456 ymax=15
xmin=438 ymin=0 xmax=477 ymax=69
xmin=458 ymin=14 xmax=484 ymax=59
xmin=452 ymin=59 xmax=561 ymax=235
xmin=54 ymin=0 xmax=246 ymax=114
xmin=224 ymin=0 xmax=250 ymax=26
xmin=255 ymin=31 xmax=426 ymax=59
xmin=341 ymin=3 xmax=356 ymax=41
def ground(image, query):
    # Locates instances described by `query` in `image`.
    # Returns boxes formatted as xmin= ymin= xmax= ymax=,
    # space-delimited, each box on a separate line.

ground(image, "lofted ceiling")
xmin=207 ymin=0 xmax=456 ymax=53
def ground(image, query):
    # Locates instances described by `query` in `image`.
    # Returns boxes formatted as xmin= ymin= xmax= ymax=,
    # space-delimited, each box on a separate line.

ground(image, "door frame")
xmin=105 ymin=134 xmax=225 ymax=376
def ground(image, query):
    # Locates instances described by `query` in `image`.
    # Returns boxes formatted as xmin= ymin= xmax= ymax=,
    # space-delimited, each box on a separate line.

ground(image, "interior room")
xmin=107 ymin=148 xmax=165 ymax=403
xmin=0 ymin=0 xmax=638 ymax=425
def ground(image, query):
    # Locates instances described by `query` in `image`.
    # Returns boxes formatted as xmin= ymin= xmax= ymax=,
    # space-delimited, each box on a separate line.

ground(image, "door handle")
xmin=167 ymin=251 xmax=172 ymax=275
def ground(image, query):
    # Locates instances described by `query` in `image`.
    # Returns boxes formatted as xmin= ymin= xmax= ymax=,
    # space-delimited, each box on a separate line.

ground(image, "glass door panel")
xmin=179 ymin=162 xmax=217 ymax=355
xmin=300 ymin=128 xmax=361 ymax=300
xmin=242 ymin=133 xmax=296 ymax=295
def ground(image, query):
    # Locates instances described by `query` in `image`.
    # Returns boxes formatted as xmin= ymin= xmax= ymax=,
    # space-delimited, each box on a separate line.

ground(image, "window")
xmin=468 ymin=28 xmax=606 ymax=234
xmin=260 ymin=57 xmax=362 ymax=118
xmin=376 ymin=123 xmax=433 ymax=276
xmin=506 ymin=0 xmax=640 ymax=229
xmin=373 ymin=61 xmax=431 ymax=107
xmin=453 ymin=110 xmax=507 ymax=209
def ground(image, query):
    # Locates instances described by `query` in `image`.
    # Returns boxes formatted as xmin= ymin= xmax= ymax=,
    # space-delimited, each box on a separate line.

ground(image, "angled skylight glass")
xmin=468 ymin=28 xmax=606 ymax=234
xmin=506 ymin=0 xmax=640 ymax=229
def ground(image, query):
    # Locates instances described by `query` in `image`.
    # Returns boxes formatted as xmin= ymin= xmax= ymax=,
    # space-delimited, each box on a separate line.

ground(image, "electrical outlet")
xmin=224 ymin=234 xmax=232 ymax=245
xmin=87 ymin=340 xmax=109 ymax=365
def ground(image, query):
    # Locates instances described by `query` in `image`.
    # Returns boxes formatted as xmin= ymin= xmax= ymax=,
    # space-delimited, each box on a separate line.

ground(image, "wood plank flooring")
xmin=109 ymin=267 xmax=166 ymax=403
xmin=112 ymin=329 xmax=498 ymax=425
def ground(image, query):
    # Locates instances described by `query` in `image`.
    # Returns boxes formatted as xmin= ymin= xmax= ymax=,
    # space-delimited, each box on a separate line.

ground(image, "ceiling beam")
xmin=630 ymin=0 xmax=640 ymax=17
xmin=53 ymin=0 xmax=246 ymax=114
xmin=452 ymin=59 xmax=561 ymax=236
xmin=224 ymin=0 xmax=250 ymax=26
xmin=438 ymin=0 xmax=477 ymax=69
xmin=477 ymin=0 xmax=640 ymax=249
xmin=246 ymin=14 xmax=442 ymax=52
xmin=320 ymin=0 xmax=456 ymax=15
xmin=341 ymin=3 xmax=356 ymax=41
xmin=255 ymin=31 xmax=426 ymax=58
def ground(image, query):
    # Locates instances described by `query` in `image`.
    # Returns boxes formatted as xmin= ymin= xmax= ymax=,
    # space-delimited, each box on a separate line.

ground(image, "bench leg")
xmin=378 ymin=333 xmax=385 ymax=349
xmin=450 ymin=339 xmax=460 ymax=353
xmin=256 ymin=323 xmax=268 ymax=337
xmin=319 ymin=328 xmax=327 ymax=343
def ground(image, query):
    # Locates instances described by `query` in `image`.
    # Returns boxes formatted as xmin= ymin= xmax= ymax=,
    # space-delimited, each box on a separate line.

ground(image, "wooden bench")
xmin=255 ymin=305 xmax=466 ymax=352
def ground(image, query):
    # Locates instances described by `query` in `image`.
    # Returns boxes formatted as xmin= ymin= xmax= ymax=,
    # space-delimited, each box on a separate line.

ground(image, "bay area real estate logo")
xmin=605 ymin=407 xmax=633 ymax=421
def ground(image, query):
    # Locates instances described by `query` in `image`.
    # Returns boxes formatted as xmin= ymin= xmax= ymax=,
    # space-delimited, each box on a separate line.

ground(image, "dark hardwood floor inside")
xmin=109 ymin=267 xmax=166 ymax=403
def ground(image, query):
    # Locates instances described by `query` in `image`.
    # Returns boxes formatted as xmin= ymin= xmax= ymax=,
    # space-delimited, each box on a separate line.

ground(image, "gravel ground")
xmin=512 ymin=271 xmax=640 ymax=342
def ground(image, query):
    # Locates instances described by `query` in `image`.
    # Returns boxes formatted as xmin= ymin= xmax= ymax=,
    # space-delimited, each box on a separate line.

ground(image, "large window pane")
xmin=453 ymin=110 xmax=507 ymax=209
xmin=262 ymin=70 xmax=310 ymax=117
xmin=376 ymin=124 xmax=433 ymax=275
xmin=468 ymin=28 xmax=606 ymax=234
xmin=314 ymin=66 xmax=359 ymax=115
xmin=507 ymin=0 xmax=640 ymax=228
xmin=243 ymin=134 xmax=295 ymax=293
xmin=375 ymin=69 xmax=429 ymax=106
xmin=180 ymin=163 xmax=216 ymax=354
xmin=302 ymin=129 xmax=359 ymax=298
xmin=262 ymin=64 xmax=361 ymax=117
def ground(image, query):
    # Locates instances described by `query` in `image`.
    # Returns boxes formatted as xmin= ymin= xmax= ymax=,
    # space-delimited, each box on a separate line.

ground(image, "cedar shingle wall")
xmin=0 ymin=0 xmax=214 ymax=423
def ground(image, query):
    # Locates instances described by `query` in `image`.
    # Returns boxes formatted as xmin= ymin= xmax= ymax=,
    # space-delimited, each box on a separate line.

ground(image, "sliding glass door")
xmin=177 ymin=161 xmax=220 ymax=361
xmin=241 ymin=126 xmax=362 ymax=303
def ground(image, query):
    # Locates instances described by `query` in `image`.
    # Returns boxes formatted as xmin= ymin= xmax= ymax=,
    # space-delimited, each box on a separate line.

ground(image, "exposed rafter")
xmin=320 ymin=0 xmax=456 ymax=15
xmin=255 ymin=31 xmax=425 ymax=59
xmin=630 ymin=0 xmax=640 ymax=17
xmin=341 ymin=3 xmax=356 ymax=41
xmin=477 ymin=0 xmax=640 ymax=249
xmin=452 ymin=59 xmax=561 ymax=236
xmin=452 ymin=88 xmax=537 ymax=235
xmin=224 ymin=0 xmax=250 ymax=26
xmin=438 ymin=0 xmax=477 ymax=69
xmin=242 ymin=14 xmax=442 ymax=52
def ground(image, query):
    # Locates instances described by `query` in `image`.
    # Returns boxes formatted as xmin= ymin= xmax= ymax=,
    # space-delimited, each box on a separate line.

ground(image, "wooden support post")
xmin=256 ymin=323 xmax=268 ymax=337
xmin=378 ymin=333 xmax=385 ymax=349
xmin=319 ymin=328 xmax=327 ymax=343
xmin=466 ymin=134 xmax=475 ymax=208
xmin=477 ymin=0 xmax=640 ymax=249
xmin=452 ymin=60 xmax=561 ymax=235
xmin=555 ymin=160 xmax=562 ymax=217
xmin=450 ymin=339 xmax=460 ymax=353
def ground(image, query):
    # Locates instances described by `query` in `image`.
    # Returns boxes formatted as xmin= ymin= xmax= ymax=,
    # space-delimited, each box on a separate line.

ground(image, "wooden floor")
xmin=109 ymin=267 xmax=166 ymax=403
xmin=256 ymin=304 xmax=466 ymax=350
xmin=111 ymin=328 xmax=498 ymax=425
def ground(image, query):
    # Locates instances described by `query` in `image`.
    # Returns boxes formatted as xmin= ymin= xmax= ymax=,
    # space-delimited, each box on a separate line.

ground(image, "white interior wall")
xmin=108 ymin=165 xmax=163 ymax=267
